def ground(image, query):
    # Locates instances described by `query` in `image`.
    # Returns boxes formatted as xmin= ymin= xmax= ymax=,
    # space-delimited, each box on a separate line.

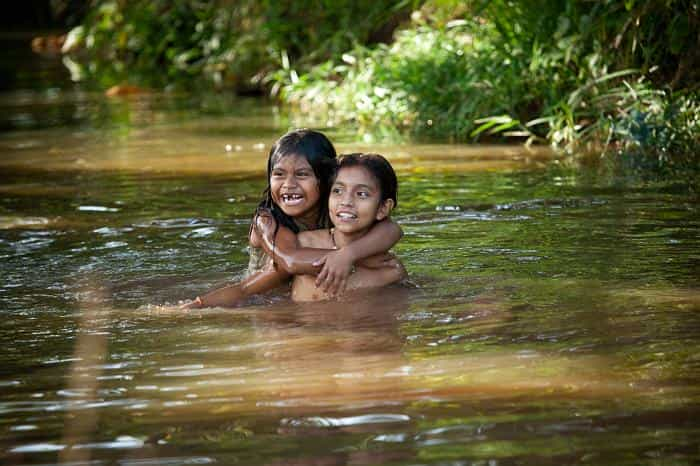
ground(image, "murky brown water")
xmin=1 ymin=34 xmax=700 ymax=466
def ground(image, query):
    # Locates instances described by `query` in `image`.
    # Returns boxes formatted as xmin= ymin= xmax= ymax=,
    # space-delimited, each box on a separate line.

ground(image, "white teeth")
xmin=337 ymin=212 xmax=356 ymax=219
xmin=282 ymin=194 xmax=302 ymax=202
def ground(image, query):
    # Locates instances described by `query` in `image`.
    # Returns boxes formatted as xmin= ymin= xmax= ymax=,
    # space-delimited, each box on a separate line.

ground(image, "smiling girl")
xmin=185 ymin=130 xmax=402 ymax=308
xmin=291 ymin=153 xmax=406 ymax=302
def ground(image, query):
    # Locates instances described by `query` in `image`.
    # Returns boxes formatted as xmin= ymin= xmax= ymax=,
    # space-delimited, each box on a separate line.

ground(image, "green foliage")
xmin=612 ymin=92 xmax=700 ymax=177
xmin=67 ymin=0 xmax=420 ymax=90
xmin=277 ymin=0 xmax=699 ymax=169
xmin=278 ymin=22 xmax=529 ymax=139
xmin=467 ymin=0 xmax=699 ymax=89
xmin=277 ymin=20 xmax=612 ymax=140
xmin=68 ymin=0 xmax=699 ymax=172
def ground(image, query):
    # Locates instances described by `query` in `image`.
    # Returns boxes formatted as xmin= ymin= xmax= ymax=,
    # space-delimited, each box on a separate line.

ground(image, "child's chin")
xmin=334 ymin=223 xmax=369 ymax=234
xmin=280 ymin=205 xmax=305 ymax=216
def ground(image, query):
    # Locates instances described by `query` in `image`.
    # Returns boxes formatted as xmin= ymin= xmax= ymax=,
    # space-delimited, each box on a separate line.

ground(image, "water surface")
xmin=1 ymin=39 xmax=699 ymax=466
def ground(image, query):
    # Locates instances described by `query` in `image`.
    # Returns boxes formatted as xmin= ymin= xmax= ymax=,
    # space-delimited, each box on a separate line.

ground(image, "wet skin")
xmin=329 ymin=165 xmax=394 ymax=247
xmin=269 ymin=154 xmax=321 ymax=228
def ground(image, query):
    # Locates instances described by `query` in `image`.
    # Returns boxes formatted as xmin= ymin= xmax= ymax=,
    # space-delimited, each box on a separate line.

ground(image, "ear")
xmin=375 ymin=199 xmax=395 ymax=221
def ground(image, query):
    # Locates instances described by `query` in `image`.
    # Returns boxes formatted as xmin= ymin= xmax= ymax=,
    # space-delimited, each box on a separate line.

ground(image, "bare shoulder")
xmin=297 ymin=229 xmax=332 ymax=248
xmin=249 ymin=226 xmax=262 ymax=247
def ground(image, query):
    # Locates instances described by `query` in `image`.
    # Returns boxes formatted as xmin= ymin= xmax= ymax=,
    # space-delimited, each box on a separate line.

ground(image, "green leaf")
xmin=471 ymin=115 xmax=518 ymax=138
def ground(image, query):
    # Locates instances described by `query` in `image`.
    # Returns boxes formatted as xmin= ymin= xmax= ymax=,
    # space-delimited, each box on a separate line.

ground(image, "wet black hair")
xmin=258 ymin=129 xmax=337 ymax=233
xmin=335 ymin=153 xmax=398 ymax=208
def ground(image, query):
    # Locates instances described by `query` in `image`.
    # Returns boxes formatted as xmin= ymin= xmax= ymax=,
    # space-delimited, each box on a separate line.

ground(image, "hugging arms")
xmin=184 ymin=129 xmax=404 ymax=309
xmin=188 ymin=212 xmax=403 ymax=308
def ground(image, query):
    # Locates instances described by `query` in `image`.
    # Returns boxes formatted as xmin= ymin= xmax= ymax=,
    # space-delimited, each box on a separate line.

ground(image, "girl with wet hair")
xmin=184 ymin=130 xmax=402 ymax=308
xmin=291 ymin=153 xmax=406 ymax=302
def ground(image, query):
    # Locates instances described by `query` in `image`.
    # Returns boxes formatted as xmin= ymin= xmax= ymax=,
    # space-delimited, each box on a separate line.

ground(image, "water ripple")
xmin=73 ymin=435 xmax=144 ymax=450
xmin=78 ymin=205 xmax=120 ymax=212
xmin=281 ymin=413 xmax=411 ymax=428
xmin=9 ymin=442 xmax=65 ymax=453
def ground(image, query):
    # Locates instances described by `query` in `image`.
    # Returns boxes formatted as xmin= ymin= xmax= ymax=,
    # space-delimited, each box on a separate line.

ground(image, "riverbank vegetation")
xmin=63 ymin=0 xmax=414 ymax=92
xmin=65 ymin=0 xmax=698 ymax=174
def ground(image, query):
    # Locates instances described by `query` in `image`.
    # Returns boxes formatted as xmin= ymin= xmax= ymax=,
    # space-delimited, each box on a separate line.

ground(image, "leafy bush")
xmin=277 ymin=0 xmax=699 ymax=167
xmin=66 ymin=0 xmax=420 ymax=90
xmin=277 ymin=20 xmax=605 ymax=140
xmin=68 ymin=0 xmax=699 ymax=171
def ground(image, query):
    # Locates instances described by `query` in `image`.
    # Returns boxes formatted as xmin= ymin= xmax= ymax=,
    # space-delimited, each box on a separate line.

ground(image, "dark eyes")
xmin=331 ymin=187 xmax=370 ymax=198
xmin=271 ymin=170 xmax=311 ymax=177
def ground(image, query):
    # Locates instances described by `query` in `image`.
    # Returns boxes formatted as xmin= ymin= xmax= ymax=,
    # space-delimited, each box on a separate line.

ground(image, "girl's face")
xmin=329 ymin=165 xmax=393 ymax=236
xmin=270 ymin=154 xmax=321 ymax=226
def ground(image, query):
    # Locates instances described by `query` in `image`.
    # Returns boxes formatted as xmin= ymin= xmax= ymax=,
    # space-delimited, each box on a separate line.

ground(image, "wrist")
xmin=340 ymin=247 xmax=357 ymax=274
xmin=341 ymin=244 xmax=359 ymax=264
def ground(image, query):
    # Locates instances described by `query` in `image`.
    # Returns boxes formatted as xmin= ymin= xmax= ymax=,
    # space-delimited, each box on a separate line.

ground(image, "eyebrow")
xmin=273 ymin=167 xmax=310 ymax=172
xmin=333 ymin=181 xmax=376 ymax=191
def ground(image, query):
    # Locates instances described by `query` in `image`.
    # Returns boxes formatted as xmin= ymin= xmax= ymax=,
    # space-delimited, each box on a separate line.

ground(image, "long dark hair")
xmin=258 ymin=129 xmax=337 ymax=233
xmin=335 ymin=153 xmax=398 ymax=208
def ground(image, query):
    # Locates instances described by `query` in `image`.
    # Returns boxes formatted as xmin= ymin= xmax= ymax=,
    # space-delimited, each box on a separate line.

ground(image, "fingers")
xmin=255 ymin=212 xmax=273 ymax=230
xmin=255 ymin=206 xmax=273 ymax=218
xmin=179 ymin=301 xmax=195 ymax=310
xmin=336 ymin=275 xmax=348 ymax=296
xmin=315 ymin=263 xmax=329 ymax=287
xmin=254 ymin=208 xmax=276 ymax=234
xmin=319 ymin=268 xmax=338 ymax=295
xmin=326 ymin=272 xmax=340 ymax=296
xmin=319 ymin=270 xmax=348 ymax=296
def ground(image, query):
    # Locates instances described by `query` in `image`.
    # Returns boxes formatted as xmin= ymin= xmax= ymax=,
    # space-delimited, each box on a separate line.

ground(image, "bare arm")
xmin=253 ymin=212 xmax=327 ymax=275
xmin=315 ymin=218 xmax=403 ymax=291
xmin=186 ymin=267 xmax=290 ymax=309
xmin=254 ymin=209 xmax=403 ymax=294
xmin=347 ymin=218 xmax=403 ymax=264
xmin=346 ymin=257 xmax=407 ymax=290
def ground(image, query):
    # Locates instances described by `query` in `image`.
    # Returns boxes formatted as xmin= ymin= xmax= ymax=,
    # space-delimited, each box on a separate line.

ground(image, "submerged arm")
xmin=346 ymin=257 xmax=407 ymax=290
xmin=188 ymin=267 xmax=290 ymax=308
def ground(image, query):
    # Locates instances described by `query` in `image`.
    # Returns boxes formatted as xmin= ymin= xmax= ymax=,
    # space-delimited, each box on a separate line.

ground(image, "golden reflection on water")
xmin=59 ymin=283 xmax=109 ymax=465
xmin=72 ymin=287 xmax=637 ymax=427
xmin=0 ymin=121 xmax=554 ymax=177
xmin=3 ymin=94 xmax=699 ymax=464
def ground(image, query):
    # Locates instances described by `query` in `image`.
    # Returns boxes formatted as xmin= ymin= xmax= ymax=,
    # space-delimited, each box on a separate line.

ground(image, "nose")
xmin=340 ymin=191 xmax=353 ymax=206
xmin=282 ymin=173 xmax=297 ymax=188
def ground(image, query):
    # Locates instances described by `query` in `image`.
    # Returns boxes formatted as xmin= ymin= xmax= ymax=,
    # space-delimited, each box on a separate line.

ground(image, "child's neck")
xmin=330 ymin=227 xmax=370 ymax=249
xmin=294 ymin=207 xmax=321 ymax=231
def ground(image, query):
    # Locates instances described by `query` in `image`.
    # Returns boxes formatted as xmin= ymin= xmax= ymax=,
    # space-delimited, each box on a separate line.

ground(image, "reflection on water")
xmin=1 ymin=48 xmax=700 ymax=465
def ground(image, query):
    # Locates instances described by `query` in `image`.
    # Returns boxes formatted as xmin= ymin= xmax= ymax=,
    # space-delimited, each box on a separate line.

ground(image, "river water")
xmin=1 ymin=34 xmax=699 ymax=466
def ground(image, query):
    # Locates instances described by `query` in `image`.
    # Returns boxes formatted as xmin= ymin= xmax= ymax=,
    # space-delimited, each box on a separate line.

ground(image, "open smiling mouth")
xmin=335 ymin=212 xmax=357 ymax=220
xmin=281 ymin=193 xmax=304 ymax=204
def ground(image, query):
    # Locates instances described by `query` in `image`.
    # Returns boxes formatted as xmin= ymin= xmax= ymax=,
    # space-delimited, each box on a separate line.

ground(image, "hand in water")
xmin=179 ymin=297 xmax=203 ymax=310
